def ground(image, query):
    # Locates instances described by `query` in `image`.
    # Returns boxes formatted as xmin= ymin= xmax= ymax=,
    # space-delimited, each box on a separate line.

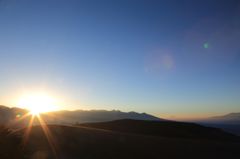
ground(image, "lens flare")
xmin=203 ymin=42 xmax=209 ymax=49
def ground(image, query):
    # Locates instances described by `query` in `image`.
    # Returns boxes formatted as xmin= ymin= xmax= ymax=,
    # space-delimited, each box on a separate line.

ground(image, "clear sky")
xmin=0 ymin=0 xmax=240 ymax=119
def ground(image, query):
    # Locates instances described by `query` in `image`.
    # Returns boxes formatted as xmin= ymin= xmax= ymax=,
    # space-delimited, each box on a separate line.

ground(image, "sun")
xmin=18 ymin=93 xmax=58 ymax=115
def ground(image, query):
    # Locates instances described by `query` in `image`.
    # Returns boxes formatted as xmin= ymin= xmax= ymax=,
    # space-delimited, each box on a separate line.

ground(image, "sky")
xmin=0 ymin=0 xmax=240 ymax=119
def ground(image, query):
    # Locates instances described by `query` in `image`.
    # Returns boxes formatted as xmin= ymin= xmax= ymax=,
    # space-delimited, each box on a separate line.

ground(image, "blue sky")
xmin=0 ymin=0 xmax=240 ymax=119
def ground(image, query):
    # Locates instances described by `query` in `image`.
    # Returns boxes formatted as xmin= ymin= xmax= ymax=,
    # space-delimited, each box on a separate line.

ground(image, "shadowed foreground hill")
xmin=0 ymin=126 xmax=25 ymax=159
xmin=79 ymin=119 xmax=239 ymax=140
xmin=18 ymin=122 xmax=240 ymax=159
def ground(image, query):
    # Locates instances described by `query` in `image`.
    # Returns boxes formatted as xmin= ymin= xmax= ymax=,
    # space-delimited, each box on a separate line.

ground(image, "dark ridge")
xmin=79 ymin=119 xmax=239 ymax=141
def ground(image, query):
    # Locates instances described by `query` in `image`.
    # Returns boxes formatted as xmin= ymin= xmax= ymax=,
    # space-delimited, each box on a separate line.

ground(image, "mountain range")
xmin=196 ymin=112 xmax=240 ymax=135
xmin=207 ymin=113 xmax=240 ymax=124
xmin=0 ymin=105 xmax=162 ymax=127
xmin=1 ymin=105 xmax=240 ymax=135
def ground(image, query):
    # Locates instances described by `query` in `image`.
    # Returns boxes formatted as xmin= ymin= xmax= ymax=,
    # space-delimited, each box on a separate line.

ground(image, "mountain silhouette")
xmin=197 ymin=112 xmax=240 ymax=136
xmin=0 ymin=105 xmax=162 ymax=127
xmin=208 ymin=113 xmax=240 ymax=124
xmin=41 ymin=109 xmax=162 ymax=124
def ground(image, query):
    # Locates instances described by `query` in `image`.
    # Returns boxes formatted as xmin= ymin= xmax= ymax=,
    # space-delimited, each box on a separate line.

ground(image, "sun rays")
xmin=18 ymin=112 xmax=58 ymax=158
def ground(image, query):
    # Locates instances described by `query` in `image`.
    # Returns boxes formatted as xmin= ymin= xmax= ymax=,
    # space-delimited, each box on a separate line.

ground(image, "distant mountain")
xmin=0 ymin=105 xmax=28 ymax=126
xmin=208 ymin=113 xmax=240 ymax=124
xmin=197 ymin=113 xmax=240 ymax=136
xmin=41 ymin=109 xmax=163 ymax=124
xmin=0 ymin=105 xmax=163 ymax=127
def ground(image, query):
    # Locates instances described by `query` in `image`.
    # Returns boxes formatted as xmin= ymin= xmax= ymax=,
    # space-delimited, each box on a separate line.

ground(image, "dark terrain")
xmin=0 ymin=126 xmax=25 ymax=159
xmin=0 ymin=119 xmax=238 ymax=159
xmin=79 ymin=119 xmax=239 ymax=141
xmin=0 ymin=106 xmax=240 ymax=159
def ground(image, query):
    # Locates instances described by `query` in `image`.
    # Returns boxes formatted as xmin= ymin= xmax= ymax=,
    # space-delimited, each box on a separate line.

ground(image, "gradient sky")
xmin=0 ymin=0 xmax=240 ymax=119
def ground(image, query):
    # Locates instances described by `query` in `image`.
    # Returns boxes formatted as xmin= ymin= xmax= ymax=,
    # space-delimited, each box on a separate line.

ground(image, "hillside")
xmin=0 ymin=126 xmax=25 ymax=159
xmin=79 ymin=119 xmax=238 ymax=140
xmin=17 ymin=124 xmax=240 ymax=159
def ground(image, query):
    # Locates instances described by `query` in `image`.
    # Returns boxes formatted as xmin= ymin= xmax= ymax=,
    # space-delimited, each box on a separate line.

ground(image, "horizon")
xmin=0 ymin=0 xmax=240 ymax=120
xmin=0 ymin=104 xmax=236 ymax=121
